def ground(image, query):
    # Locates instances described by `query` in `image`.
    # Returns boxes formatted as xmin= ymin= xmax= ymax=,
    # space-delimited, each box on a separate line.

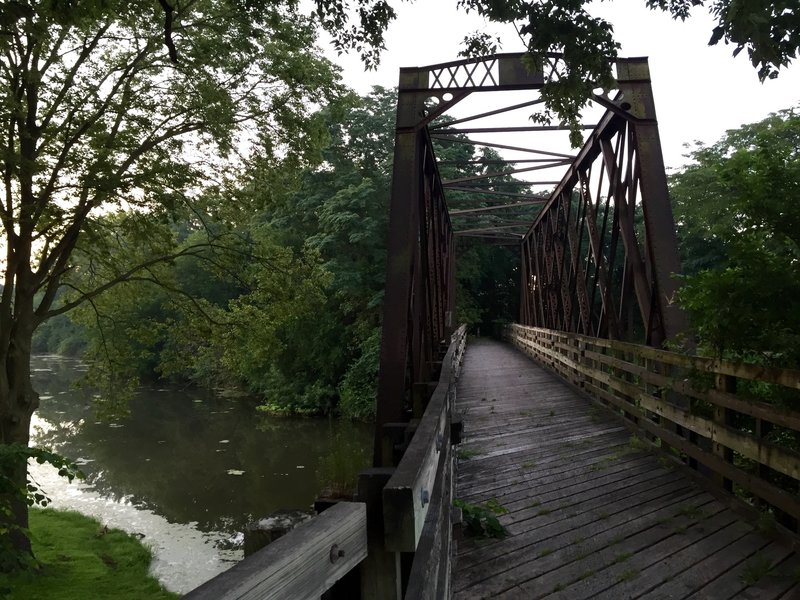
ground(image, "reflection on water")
xmin=29 ymin=355 xmax=371 ymax=593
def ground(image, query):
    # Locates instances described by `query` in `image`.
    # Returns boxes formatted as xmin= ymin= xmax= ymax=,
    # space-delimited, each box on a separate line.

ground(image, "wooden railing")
xmin=505 ymin=324 xmax=800 ymax=532
xmin=183 ymin=502 xmax=367 ymax=599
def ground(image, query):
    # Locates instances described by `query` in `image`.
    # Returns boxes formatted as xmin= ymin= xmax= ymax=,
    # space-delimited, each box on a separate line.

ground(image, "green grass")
xmin=612 ymin=552 xmax=633 ymax=564
xmin=675 ymin=505 xmax=705 ymax=519
xmin=617 ymin=568 xmax=639 ymax=582
xmin=0 ymin=509 xmax=177 ymax=600
xmin=457 ymin=447 xmax=484 ymax=460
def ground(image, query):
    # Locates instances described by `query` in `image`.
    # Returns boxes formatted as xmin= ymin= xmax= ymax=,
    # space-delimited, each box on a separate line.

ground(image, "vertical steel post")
xmin=617 ymin=58 xmax=689 ymax=346
xmin=374 ymin=69 xmax=428 ymax=465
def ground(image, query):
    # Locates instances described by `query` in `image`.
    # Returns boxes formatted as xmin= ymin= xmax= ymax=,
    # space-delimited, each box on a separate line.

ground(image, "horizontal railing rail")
xmin=183 ymin=502 xmax=367 ymax=600
xmin=506 ymin=324 xmax=800 ymax=533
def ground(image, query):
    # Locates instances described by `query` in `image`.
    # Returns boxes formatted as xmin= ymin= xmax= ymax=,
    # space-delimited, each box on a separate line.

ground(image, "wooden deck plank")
xmin=681 ymin=541 xmax=798 ymax=599
xmin=451 ymin=338 xmax=800 ymax=600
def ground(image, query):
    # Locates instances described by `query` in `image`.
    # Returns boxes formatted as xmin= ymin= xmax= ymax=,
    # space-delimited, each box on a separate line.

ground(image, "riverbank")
xmin=0 ymin=508 xmax=177 ymax=600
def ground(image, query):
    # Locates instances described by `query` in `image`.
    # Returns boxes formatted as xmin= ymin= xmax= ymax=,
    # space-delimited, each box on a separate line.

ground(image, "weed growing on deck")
xmin=675 ymin=505 xmax=705 ymax=519
xmin=756 ymin=511 xmax=777 ymax=535
xmin=617 ymin=569 xmax=639 ymax=582
xmin=740 ymin=555 xmax=774 ymax=586
xmin=454 ymin=498 xmax=509 ymax=539
xmin=610 ymin=534 xmax=625 ymax=545
xmin=575 ymin=547 xmax=591 ymax=560
xmin=457 ymin=448 xmax=484 ymax=460
xmin=628 ymin=434 xmax=648 ymax=451
xmin=612 ymin=552 xmax=632 ymax=564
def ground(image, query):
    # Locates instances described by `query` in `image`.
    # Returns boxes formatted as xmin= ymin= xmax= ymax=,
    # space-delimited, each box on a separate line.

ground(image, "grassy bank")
xmin=0 ymin=508 xmax=177 ymax=600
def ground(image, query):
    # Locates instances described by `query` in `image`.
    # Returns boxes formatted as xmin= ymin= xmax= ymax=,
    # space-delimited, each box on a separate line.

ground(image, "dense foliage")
xmin=672 ymin=108 xmax=800 ymax=367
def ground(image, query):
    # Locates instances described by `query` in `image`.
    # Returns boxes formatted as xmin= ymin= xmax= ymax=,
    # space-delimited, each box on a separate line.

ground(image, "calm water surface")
xmin=28 ymin=355 xmax=371 ymax=593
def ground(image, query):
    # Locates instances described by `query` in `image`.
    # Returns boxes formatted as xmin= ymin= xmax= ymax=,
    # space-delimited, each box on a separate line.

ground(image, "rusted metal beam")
xmin=429 ymin=99 xmax=544 ymax=129
xmin=434 ymin=125 xmax=596 ymax=134
xmin=449 ymin=201 xmax=546 ymax=215
xmin=431 ymin=135 xmax=576 ymax=159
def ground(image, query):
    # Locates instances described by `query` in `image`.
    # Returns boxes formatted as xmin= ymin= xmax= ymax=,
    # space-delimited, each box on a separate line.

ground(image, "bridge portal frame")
xmin=375 ymin=53 xmax=687 ymax=465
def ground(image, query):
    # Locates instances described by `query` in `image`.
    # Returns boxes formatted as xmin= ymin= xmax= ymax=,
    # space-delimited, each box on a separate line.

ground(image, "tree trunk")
xmin=0 ymin=321 xmax=40 ymax=568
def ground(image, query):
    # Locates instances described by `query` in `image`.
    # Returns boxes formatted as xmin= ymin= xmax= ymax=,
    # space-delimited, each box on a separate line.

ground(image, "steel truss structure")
xmin=375 ymin=54 xmax=687 ymax=461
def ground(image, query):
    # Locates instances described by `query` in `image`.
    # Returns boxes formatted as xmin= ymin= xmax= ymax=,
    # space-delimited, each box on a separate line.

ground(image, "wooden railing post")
xmin=357 ymin=468 xmax=402 ymax=600
xmin=713 ymin=374 xmax=735 ymax=493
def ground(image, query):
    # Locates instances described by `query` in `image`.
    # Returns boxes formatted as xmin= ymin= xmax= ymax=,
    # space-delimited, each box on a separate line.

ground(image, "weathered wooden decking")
xmin=452 ymin=339 xmax=800 ymax=599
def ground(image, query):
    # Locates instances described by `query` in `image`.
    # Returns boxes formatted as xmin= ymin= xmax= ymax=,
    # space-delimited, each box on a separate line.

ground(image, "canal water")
xmin=28 ymin=355 xmax=372 ymax=594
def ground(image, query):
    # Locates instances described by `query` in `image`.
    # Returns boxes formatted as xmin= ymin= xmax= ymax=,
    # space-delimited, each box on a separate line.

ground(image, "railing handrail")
xmin=506 ymin=323 xmax=800 ymax=534
xmin=182 ymin=502 xmax=367 ymax=600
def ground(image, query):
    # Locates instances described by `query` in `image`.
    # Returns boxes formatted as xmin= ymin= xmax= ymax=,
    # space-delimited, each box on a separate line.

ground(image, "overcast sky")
xmin=321 ymin=2 xmax=800 ymax=171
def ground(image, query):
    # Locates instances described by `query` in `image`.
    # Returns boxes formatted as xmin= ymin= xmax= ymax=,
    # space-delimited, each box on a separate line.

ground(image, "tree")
xmin=0 ymin=0 xmax=339 ymax=563
xmin=456 ymin=0 xmax=799 ymax=142
xmin=671 ymin=108 xmax=800 ymax=364
xmin=256 ymin=87 xmax=397 ymax=418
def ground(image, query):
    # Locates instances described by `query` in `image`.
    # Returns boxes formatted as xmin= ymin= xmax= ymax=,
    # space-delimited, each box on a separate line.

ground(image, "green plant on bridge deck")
xmin=740 ymin=554 xmax=774 ymax=586
xmin=454 ymin=498 xmax=508 ymax=539
xmin=457 ymin=447 xmax=483 ymax=461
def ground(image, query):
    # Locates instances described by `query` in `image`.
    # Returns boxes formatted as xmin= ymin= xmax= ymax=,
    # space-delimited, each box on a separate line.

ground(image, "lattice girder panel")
xmin=520 ymin=59 xmax=688 ymax=346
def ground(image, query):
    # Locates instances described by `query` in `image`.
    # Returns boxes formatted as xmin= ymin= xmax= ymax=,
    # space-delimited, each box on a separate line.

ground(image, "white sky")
xmin=321 ymin=1 xmax=800 ymax=171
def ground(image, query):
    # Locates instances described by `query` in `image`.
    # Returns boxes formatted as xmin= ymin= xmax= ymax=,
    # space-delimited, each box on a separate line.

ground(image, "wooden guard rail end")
xmin=183 ymin=502 xmax=367 ymax=600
